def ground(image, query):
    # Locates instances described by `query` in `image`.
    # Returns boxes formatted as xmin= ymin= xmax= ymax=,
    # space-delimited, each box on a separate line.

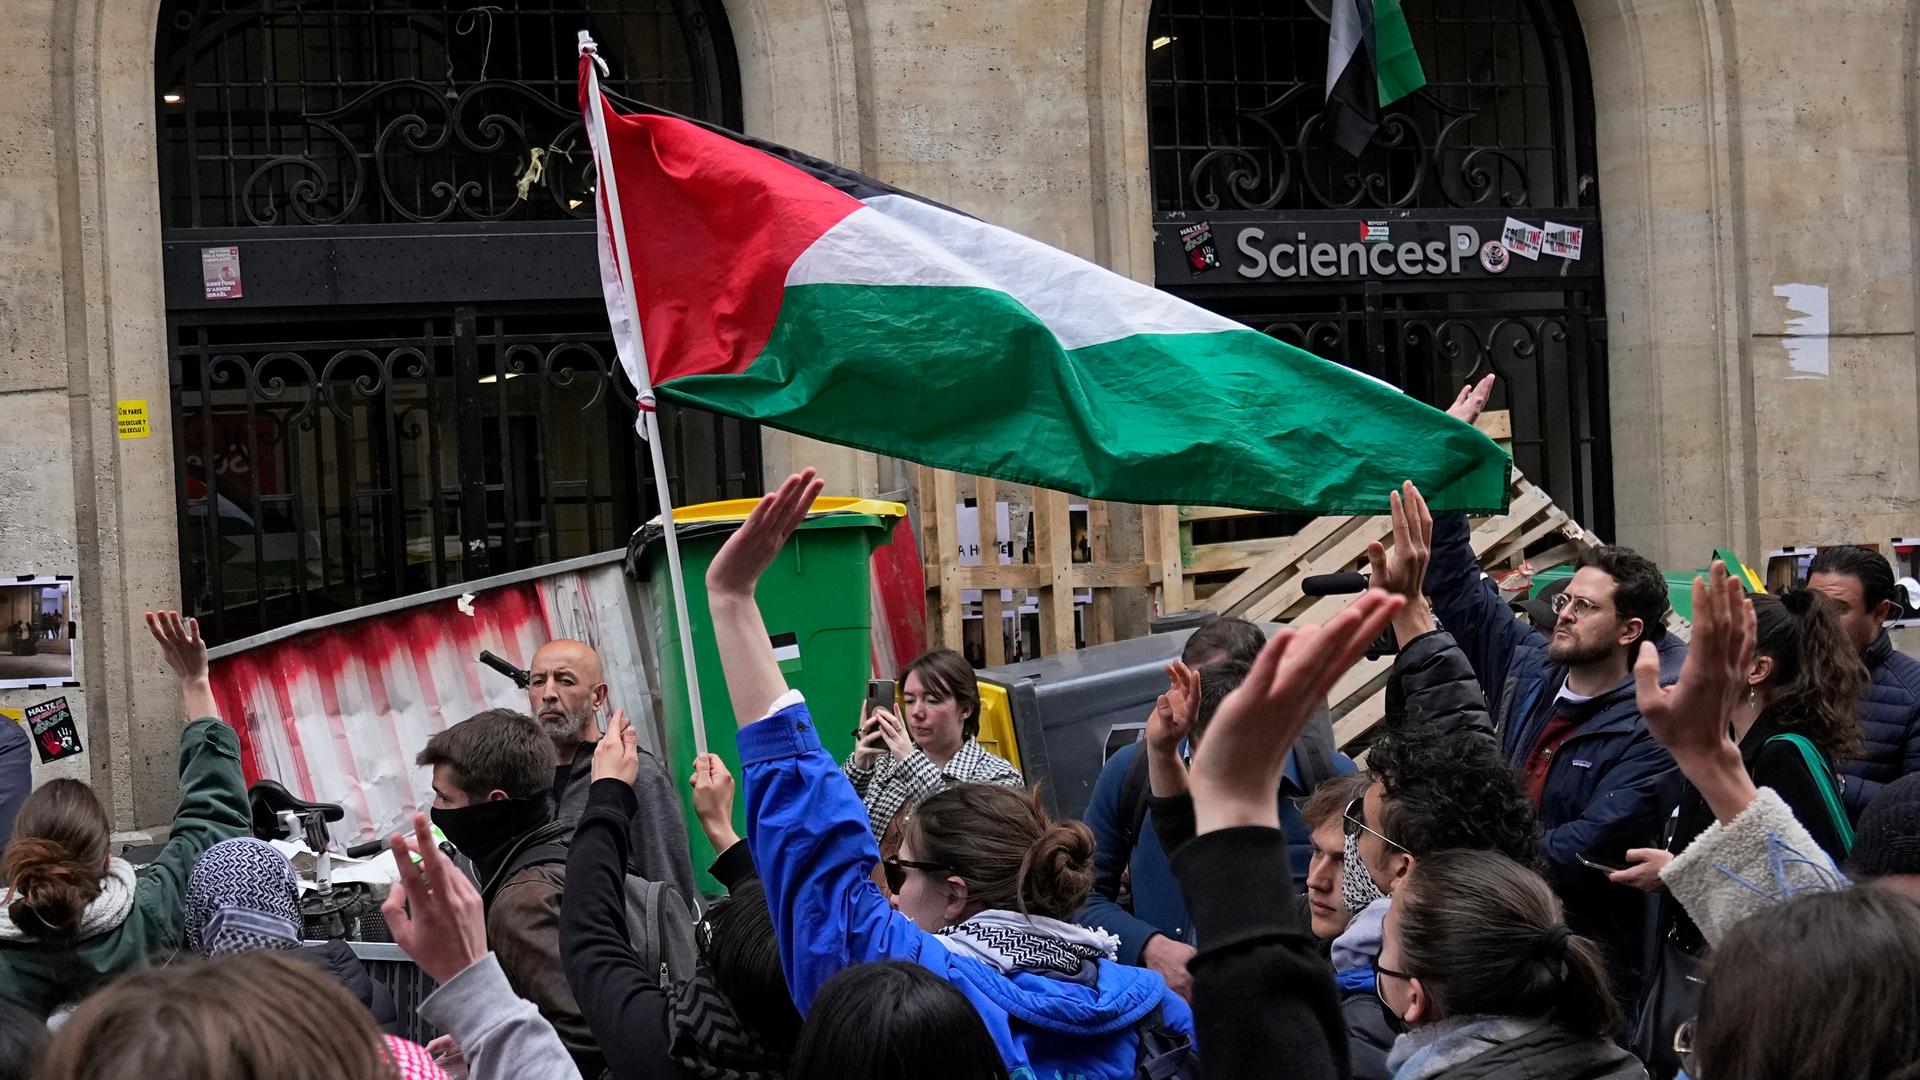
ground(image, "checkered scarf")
xmin=184 ymin=838 xmax=303 ymax=955
xmin=844 ymin=738 xmax=1024 ymax=841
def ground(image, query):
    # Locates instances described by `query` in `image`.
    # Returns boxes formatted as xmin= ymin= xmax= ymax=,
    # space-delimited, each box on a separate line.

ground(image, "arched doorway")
xmin=154 ymin=0 xmax=760 ymax=643
xmin=1147 ymin=0 xmax=1610 ymax=535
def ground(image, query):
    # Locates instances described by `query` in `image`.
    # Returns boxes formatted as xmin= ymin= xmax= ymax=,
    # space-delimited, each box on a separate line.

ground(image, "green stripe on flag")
xmin=660 ymin=282 xmax=1509 ymax=515
xmin=1374 ymin=0 xmax=1426 ymax=106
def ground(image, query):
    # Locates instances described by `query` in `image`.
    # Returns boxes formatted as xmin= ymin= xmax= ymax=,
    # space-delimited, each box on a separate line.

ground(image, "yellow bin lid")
xmin=648 ymin=496 xmax=906 ymax=527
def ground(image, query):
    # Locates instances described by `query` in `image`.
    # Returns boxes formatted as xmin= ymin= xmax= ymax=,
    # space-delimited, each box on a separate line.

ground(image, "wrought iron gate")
xmin=1147 ymin=0 xmax=1612 ymax=535
xmin=157 ymin=0 xmax=758 ymax=644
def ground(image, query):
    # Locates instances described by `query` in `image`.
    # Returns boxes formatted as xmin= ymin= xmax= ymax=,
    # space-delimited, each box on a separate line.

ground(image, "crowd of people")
xmin=3 ymin=379 xmax=1920 ymax=1079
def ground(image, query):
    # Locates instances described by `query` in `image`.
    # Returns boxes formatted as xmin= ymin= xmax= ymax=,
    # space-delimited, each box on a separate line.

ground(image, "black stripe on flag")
xmin=1325 ymin=0 xmax=1379 ymax=157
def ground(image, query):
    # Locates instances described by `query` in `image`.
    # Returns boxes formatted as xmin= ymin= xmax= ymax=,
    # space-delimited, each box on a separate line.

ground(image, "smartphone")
xmin=866 ymin=679 xmax=897 ymax=718
xmin=1577 ymin=852 xmax=1629 ymax=874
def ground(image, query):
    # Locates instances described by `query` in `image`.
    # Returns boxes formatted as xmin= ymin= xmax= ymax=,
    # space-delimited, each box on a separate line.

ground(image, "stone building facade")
xmin=2 ymin=0 xmax=1915 ymax=827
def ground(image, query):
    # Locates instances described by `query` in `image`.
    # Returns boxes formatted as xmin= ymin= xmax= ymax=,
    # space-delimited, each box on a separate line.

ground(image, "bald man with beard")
xmin=530 ymin=639 xmax=696 ymax=898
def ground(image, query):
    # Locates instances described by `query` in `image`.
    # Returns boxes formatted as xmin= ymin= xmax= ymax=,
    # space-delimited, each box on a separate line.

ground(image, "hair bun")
xmin=1018 ymin=820 xmax=1095 ymax=918
xmin=3 ymin=837 xmax=101 ymax=940
xmin=1781 ymin=585 xmax=1817 ymax=617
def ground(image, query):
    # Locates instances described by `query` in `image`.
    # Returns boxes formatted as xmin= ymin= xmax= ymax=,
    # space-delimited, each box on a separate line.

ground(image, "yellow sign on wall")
xmin=0 ymin=707 xmax=21 ymax=726
xmin=116 ymin=399 xmax=150 ymax=439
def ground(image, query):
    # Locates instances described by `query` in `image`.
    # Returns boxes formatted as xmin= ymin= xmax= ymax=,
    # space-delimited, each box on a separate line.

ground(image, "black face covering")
xmin=431 ymin=797 xmax=550 ymax=874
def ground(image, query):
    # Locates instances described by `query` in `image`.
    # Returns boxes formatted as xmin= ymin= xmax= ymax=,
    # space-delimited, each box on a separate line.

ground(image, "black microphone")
xmin=478 ymin=650 xmax=530 ymax=689
xmin=1300 ymin=571 xmax=1369 ymax=596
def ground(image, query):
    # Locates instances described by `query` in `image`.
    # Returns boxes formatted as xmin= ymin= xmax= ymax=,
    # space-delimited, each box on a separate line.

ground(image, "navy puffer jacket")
xmin=1840 ymin=630 xmax=1920 ymax=816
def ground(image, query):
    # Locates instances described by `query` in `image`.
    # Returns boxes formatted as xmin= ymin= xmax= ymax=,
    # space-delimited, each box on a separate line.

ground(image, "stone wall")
xmin=4 ymin=0 xmax=1917 ymax=827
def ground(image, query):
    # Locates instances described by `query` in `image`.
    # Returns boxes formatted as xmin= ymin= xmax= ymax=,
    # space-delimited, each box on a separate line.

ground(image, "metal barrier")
xmin=340 ymin=941 xmax=440 ymax=1046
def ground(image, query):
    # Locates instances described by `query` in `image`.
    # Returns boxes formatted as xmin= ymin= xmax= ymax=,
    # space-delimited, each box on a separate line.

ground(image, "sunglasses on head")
xmin=882 ymin=855 xmax=952 ymax=894
xmin=1343 ymin=795 xmax=1408 ymax=852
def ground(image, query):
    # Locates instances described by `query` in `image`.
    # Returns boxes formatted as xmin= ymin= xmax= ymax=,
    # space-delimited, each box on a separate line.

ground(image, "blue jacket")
xmin=0 ymin=719 xmax=27 ymax=858
xmin=1426 ymin=514 xmax=1686 ymax=1001
xmin=741 ymin=698 xmax=1194 ymax=1079
xmin=1079 ymin=741 xmax=1343 ymax=964
xmin=1840 ymin=630 xmax=1920 ymax=815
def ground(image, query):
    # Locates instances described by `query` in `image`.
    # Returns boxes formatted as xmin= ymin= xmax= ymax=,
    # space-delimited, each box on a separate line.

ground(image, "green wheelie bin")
xmin=628 ymin=496 xmax=903 ymax=894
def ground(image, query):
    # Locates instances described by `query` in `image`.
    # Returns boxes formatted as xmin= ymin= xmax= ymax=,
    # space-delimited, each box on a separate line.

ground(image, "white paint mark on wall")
xmin=1772 ymin=283 xmax=1830 ymax=379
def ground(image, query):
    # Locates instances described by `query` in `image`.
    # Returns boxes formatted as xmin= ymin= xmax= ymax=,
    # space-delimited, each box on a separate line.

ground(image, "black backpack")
xmin=1132 ymin=1004 xmax=1197 ymax=1079
xmin=486 ymin=836 xmax=700 ymax=987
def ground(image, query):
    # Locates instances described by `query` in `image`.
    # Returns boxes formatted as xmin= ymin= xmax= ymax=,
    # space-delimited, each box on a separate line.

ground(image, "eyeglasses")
xmin=1673 ymin=1017 xmax=1696 ymax=1076
xmin=882 ymin=855 xmax=951 ymax=894
xmin=1344 ymin=795 xmax=1408 ymax=853
xmin=1548 ymin=592 xmax=1611 ymax=620
xmin=1372 ymin=956 xmax=1414 ymax=1009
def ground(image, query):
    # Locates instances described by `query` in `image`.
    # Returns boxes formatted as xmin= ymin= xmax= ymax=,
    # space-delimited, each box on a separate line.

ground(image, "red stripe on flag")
xmin=583 ymin=76 xmax=862 ymax=385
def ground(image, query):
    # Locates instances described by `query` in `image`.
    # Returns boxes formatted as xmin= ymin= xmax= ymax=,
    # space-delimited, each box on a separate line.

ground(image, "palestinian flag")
xmin=1326 ymin=0 xmax=1427 ymax=156
xmin=580 ymin=61 xmax=1505 ymax=515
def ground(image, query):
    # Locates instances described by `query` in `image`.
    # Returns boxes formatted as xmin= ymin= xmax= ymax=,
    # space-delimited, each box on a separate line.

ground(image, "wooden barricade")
xmin=1192 ymin=468 xmax=1690 ymax=751
xmin=918 ymin=467 xmax=1185 ymax=663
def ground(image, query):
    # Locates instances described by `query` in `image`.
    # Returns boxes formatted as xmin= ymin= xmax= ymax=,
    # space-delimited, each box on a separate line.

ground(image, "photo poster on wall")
xmin=0 ymin=576 xmax=78 ymax=690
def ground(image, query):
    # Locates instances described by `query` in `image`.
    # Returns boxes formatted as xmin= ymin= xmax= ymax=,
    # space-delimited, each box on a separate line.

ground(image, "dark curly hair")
xmin=1368 ymin=726 xmax=1541 ymax=866
xmin=1753 ymin=588 xmax=1867 ymax=763
xmin=1575 ymin=545 xmax=1670 ymax=646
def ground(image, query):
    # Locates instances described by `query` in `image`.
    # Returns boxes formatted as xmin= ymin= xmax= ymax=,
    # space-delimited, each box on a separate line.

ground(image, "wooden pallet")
xmin=1199 ymin=468 xmax=1690 ymax=750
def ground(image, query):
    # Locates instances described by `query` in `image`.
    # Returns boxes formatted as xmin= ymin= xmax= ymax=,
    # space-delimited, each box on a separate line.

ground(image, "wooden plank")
xmin=1071 ymin=562 xmax=1156 ymax=590
xmin=1180 ymin=506 xmax=1270 ymax=523
xmin=1088 ymin=500 xmax=1116 ymax=646
xmin=933 ymin=562 xmax=1157 ymax=591
xmin=925 ymin=467 xmax=964 ymax=652
xmin=1154 ymin=505 xmax=1186 ymax=615
xmin=1202 ymin=513 xmax=1356 ymax=616
xmin=1244 ymin=515 xmax=1390 ymax=623
xmin=1033 ymin=488 xmax=1075 ymax=657
xmin=1334 ymin=692 xmax=1389 ymax=746
xmin=1475 ymin=409 xmax=1513 ymax=441
xmin=1184 ymin=535 xmax=1295 ymax=576
xmin=977 ymin=478 xmax=1006 ymax=668
xmin=1480 ymin=508 xmax=1572 ymax=569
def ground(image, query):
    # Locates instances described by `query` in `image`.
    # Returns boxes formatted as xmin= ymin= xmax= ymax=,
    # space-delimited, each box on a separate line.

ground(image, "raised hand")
xmin=1364 ymin=483 xmax=1433 ymax=602
xmin=592 ymin=708 xmax=639 ymax=786
xmin=1446 ymin=373 xmax=1496 ymax=425
xmin=1635 ymin=561 xmax=1760 ymax=826
xmin=146 ymin=610 xmax=217 ymax=722
xmin=146 ymin=610 xmax=208 ymax=681
xmin=1636 ymin=562 xmax=1752 ymax=761
xmin=872 ymin=707 xmax=915 ymax=761
xmin=1189 ymin=590 xmax=1403 ymax=834
xmin=1147 ymin=661 xmax=1200 ymax=755
xmin=382 ymin=812 xmax=488 ymax=985
xmin=690 ymin=753 xmax=741 ymax=853
xmin=706 ymin=469 xmax=825 ymax=599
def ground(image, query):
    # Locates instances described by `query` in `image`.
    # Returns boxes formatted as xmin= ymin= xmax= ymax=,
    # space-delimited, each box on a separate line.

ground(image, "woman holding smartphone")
xmin=844 ymin=648 xmax=1023 ymax=843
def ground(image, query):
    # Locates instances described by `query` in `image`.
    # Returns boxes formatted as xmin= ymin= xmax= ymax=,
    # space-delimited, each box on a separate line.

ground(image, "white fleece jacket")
xmin=1659 ymin=786 xmax=1849 ymax=947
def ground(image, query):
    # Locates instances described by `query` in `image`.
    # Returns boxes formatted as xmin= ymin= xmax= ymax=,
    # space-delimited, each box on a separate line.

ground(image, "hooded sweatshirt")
xmin=0 ymin=718 xmax=249 ymax=1015
xmin=741 ymin=694 xmax=1194 ymax=1078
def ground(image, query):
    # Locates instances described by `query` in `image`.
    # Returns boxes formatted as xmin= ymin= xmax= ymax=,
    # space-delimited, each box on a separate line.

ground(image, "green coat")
xmin=0 ymin=717 xmax=249 ymax=1014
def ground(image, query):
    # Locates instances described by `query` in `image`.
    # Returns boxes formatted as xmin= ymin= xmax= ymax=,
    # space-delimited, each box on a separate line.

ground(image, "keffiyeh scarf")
xmin=184 ymin=837 xmax=304 ymax=955
xmin=666 ymin=966 xmax=788 ymax=1080
xmin=937 ymin=909 xmax=1120 ymax=981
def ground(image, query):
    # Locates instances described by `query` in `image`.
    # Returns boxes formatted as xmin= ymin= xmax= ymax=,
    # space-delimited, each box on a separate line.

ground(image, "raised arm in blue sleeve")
xmin=1076 ymin=744 xmax=1163 ymax=965
xmin=1424 ymin=512 xmax=1538 ymax=704
xmin=739 ymin=697 xmax=931 ymax=1013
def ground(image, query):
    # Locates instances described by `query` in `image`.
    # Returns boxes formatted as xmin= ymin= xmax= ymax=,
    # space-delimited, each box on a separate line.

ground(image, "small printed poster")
xmin=1179 ymin=221 xmax=1219 ymax=274
xmin=24 ymin=697 xmax=82 ymax=764
xmin=1542 ymin=221 xmax=1584 ymax=260
xmin=116 ymin=399 xmax=150 ymax=440
xmin=201 ymin=245 xmax=244 ymax=300
xmin=1360 ymin=220 xmax=1391 ymax=243
xmin=1500 ymin=217 xmax=1543 ymax=261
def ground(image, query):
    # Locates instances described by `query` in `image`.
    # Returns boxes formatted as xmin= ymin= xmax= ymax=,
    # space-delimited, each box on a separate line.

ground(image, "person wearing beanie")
xmin=1851 ymin=772 xmax=1920 ymax=900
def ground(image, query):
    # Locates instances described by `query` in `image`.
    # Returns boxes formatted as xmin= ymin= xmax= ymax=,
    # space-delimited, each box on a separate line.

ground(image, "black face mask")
xmin=431 ymin=797 xmax=550 ymax=872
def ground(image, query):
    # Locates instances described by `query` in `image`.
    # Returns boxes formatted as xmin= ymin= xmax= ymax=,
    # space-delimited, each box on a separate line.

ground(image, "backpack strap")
xmin=1132 ymin=1003 xmax=1196 ymax=1080
xmin=1764 ymin=733 xmax=1855 ymax=855
xmin=481 ymin=839 xmax=568 ymax=910
xmin=1117 ymin=746 xmax=1152 ymax=867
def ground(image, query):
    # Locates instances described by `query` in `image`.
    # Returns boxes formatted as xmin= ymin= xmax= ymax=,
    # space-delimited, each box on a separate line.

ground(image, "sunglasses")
xmin=1549 ymin=592 xmax=1611 ymax=620
xmin=882 ymin=855 xmax=952 ymax=894
xmin=1343 ymin=795 xmax=1408 ymax=852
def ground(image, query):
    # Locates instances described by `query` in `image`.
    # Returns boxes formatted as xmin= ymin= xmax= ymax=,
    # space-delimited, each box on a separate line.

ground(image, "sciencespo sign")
xmin=1153 ymin=212 xmax=1600 ymax=286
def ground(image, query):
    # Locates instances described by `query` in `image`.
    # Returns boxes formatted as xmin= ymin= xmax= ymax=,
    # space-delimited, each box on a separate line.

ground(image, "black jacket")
xmin=560 ymin=780 xmax=770 ymax=1080
xmin=294 ymin=939 xmax=400 ymax=1036
xmin=1421 ymin=1023 xmax=1646 ymax=1080
xmin=1171 ymin=826 xmax=1347 ymax=1080
xmin=1840 ymin=630 xmax=1920 ymax=814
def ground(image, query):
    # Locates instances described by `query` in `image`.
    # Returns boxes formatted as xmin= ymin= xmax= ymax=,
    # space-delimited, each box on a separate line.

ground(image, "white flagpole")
xmin=580 ymin=32 xmax=710 ymax=760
